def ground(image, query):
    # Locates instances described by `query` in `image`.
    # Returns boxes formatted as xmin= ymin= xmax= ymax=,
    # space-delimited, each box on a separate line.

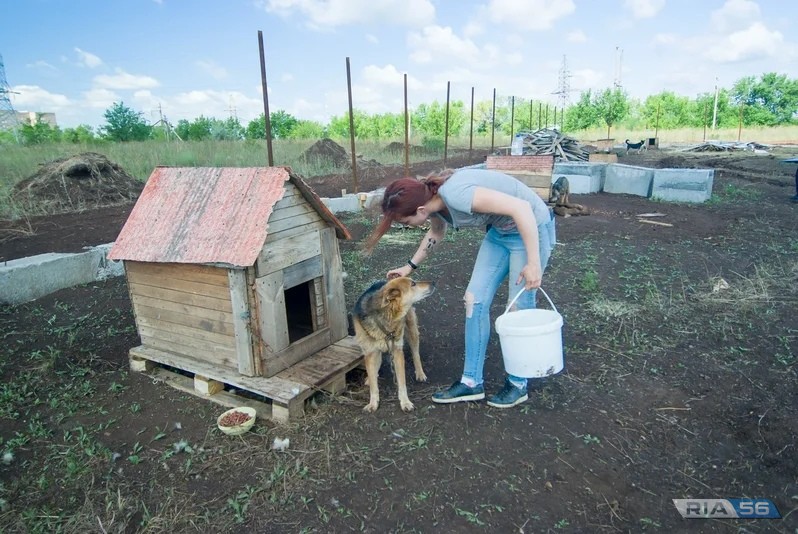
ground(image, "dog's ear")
xmin=383 ymin=287 xmax=402 ymax=304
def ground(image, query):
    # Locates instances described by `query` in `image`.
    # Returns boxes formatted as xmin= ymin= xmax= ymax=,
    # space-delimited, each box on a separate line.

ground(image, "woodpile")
xmin=681 ymin=141 xmax=771 ymax=152
xmin=515 ymin=128 xmax=590 ymax=161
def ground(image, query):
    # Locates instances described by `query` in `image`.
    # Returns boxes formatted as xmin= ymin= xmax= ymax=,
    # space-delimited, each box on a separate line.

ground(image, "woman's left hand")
xmin=517 ymin=263 xmax=542 ymax=290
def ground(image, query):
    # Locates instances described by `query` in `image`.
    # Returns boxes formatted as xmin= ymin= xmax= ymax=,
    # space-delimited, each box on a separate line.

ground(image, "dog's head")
xmin=381 ymin=277 xmax=435 ymax=311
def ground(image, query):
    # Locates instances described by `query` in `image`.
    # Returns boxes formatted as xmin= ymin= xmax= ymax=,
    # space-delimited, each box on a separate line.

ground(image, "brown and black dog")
xmin=550 ymin=176 xmax=589 ymax=217
xmin=625 ymin=139 xmax=647 ymax=154
xmin=352 ymin=277 xmax=435 ymax=412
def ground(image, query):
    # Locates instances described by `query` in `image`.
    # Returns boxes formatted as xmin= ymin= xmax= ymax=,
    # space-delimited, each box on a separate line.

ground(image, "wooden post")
xmin=545 ymin=104 xmax=549 ymax=128
xmin=738 ymin=104 xmax=744 ymax=141
xmin=345 ymin=57 xmax=358 ymax=193
xmin=443 ymin=81 xmax=450 ymax=168
xmin=703 ymin=101 xmax=708 ymax=142
xmin=404 ymin=73 xmax=409 ymax=177
xmin=554 ymin=107 xmax=558 ymax=128
xmin=509 ymin=96 xmax=515 ymax=145
xmin=654 ymin=101 xmax=661 ymax=140
xmin=469 ymin=86 xmax=474 ymax=158
xmin=490 ymin=88 xmax=496 ymax=154
xmin=257 ymin=31 xmax=274 ymax=166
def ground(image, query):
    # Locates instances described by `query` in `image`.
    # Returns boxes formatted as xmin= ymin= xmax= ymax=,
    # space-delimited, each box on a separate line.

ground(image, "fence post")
xmin=469 ymin=86 xmax=474 ymax=159
xmin=404 ymin=73 xmax=409 ymax=177
xmin=510 ymin=96 xmax=515 ymax=144
xmin=345 ymin=57 xmax=358 ymax=193
xmin=444 ymin=81 xmax=450 ymax=168
xmin=257 ymin=31 xmax=274 ymax=166
xmin=490 ymin=88 xmax=496 ymax=154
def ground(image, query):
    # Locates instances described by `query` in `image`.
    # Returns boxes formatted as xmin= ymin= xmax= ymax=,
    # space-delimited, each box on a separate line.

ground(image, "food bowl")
xmin=217 ymin=407 xmax=257 ymax=436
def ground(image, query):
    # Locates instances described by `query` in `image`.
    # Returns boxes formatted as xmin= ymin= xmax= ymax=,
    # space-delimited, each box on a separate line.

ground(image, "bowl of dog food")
xmin=217 ymin=407 xmax=257 ymax=436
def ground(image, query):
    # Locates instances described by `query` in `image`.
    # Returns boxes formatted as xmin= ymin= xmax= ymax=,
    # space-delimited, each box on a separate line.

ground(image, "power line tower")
xmin=613 ymin=46 xmax=624 ymax=89
xmin=0 ymin=54 xmax=21 ymax=140
xmin=552 ymin=54 xmax=574 ymax=110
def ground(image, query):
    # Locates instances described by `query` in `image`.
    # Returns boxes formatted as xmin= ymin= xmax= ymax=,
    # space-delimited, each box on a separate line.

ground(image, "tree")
xmin=594 ymin=88 xmax=630 ymax=138
xmin=210 ymin=117 xmax=245 ymax=140
xmin=19 ymin=116 xmax=61 ymax=144
xmin=269 ymin=110 xmax=299 ymax=139
xmin=101 ymin=102 xmax=152 ymax=141
xmin=564 ymin=90 xmax=602 ymax=131
xmin=286 ymin=119 xmax=325 ymax=139
xmin=642 ymin=91 xmax=690 ymax=129
xmin=62 ymin=124 xmax=96 ymax=143
xmin=731 ymin=73 xmax=798 ymax=126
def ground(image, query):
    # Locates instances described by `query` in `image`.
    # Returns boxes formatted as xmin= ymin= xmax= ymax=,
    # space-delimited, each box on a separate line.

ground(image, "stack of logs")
xmin=514 ymin=128 xmax=589 ymax=161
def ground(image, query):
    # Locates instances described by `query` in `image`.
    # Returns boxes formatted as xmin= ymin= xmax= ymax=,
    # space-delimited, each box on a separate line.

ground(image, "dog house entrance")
xmin=285 ymin=280 xmax=316 ymax=343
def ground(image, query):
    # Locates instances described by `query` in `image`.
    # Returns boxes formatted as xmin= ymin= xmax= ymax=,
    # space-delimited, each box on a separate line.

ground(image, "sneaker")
xmin=431 ymin=381 xmax=485 ymax=404
xmin=487 ymin=379 xmax=528 ymax=408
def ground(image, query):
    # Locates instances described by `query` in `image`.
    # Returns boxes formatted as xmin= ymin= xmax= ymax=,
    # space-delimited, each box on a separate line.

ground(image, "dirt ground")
xmin=1 ymin=146 xmax=797 ymax=532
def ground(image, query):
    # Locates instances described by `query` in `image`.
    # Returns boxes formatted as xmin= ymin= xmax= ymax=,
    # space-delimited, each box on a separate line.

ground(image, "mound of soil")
xmin=303 ymin=139 xmax=351 ymax=167
xmin=11 ymin=152 xmax=142 ymax=214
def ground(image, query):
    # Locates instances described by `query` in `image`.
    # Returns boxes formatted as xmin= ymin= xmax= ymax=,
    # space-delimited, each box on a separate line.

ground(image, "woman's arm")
xmin=471 ymin=187 xmax=542 ymax=289
xmin=387 ymin=216 xmax=448 ymax=278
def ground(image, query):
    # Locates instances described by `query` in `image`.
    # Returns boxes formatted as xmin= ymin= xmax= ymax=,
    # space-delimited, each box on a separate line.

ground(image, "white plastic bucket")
xmin=495 ymin=287 xmax=564 ymax=378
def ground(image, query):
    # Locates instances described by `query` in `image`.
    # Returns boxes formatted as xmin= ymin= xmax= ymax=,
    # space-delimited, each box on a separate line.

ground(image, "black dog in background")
xmin=625 ymin=139 xmax=646 ymax=154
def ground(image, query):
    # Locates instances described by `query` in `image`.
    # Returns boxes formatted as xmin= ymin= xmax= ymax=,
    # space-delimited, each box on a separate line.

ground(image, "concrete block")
xmin=651 ymin=168 xmax=714 ymax=203
xmin=553 ymin=162 xmax=607 ymax=191
xmin=552 ymin=173 xmax=602 ymax=194
xmin=604 ymin=164 xmax=654 ymax=197
xmin=0 ymin=244 xmax=123 ymax=305
xmin=321 ymin=194 xmax=361 ymax=214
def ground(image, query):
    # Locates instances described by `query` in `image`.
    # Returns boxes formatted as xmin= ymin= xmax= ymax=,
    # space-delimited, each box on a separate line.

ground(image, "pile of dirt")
xmin=303 ymin=139 xmax=351 ymax=167
xmin=11 ymin=152 xmax=142 ymax=214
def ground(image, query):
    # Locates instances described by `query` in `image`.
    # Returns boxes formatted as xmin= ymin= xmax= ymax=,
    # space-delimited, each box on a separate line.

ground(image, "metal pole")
xmin=545 ymin=104 xmax=549 ymax=128
xmin=529 ymin=99 xmax=533 ymax=130
xmin=703 ymin=101 xmax=708 ymax=142
xmin=404 ymin=73 xmax=409 ymax=176
xmin=712 ymin=79 xmax=719 ymax=130
xmin=257 ymin=30 xmax=274 ymax=166
xmin=510 ymin=96 xmax=515 ymax=145
xmin=490 ymin=88 xmax=496 ymax=153
xmin=444 ymin=81 xmax=450 ymax=168
xmin=345 ymin=57 xmax=358 ymax=193
xmin=469 ymin=86 xmax=474 ymax=158
xmin=554 ymin=106 xmax=558 ymax=129
xmin=538 ymin=103 xmax=542 ymax=130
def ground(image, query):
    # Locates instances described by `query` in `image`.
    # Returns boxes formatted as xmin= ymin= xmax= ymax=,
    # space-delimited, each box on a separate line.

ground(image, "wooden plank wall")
xmin=486 ymin=155 xmax=554 ymax=201
xmin=126 ymin=261 xmax=238 ymax=369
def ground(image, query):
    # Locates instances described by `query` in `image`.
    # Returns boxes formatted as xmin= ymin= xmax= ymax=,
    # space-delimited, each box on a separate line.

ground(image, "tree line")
xmin=2 ymin=72 xmax=795 ymax=145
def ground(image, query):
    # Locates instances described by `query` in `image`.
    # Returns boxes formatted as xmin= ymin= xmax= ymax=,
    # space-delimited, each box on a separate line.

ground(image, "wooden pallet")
xmin=129 ymin=336 xmax=363 ymax=423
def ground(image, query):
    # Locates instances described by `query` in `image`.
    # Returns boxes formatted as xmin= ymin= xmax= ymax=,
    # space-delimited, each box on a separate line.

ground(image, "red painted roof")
xmin=108 ymin=167 xmax=350 ymax=267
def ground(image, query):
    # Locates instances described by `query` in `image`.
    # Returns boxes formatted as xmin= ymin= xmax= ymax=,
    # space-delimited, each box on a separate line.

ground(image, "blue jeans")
xmin=461 ymin=216 xmax=556 ymax=388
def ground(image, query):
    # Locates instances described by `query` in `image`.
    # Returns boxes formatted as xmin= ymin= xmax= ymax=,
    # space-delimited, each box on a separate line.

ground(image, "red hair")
xmin=362 ymin=169 xmax=454 ymax=253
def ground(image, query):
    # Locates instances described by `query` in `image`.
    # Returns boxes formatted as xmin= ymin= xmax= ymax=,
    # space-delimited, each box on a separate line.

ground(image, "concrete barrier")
xmin=604 ymin=164 xmax=654 ymax=197
xmin=553 ymin=173 xmax=602 ymax=194
xmin=651 ymin=168 xmax=714 ymax=203
xmin=0 ymin=244 xmax=123 ymax=305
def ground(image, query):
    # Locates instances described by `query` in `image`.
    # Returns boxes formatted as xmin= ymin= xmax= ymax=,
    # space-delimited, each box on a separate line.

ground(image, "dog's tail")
xmin=625 ymin=139 xmax=630 ymax=144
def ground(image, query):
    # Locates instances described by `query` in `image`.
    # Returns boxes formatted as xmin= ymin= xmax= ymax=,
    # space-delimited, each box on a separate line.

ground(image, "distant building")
xmin=17 ymin=111 xmax=58 ymax=127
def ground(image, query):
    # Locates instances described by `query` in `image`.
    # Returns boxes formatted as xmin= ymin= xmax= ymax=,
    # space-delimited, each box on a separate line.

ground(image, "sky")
xmin=1 ymin=0 xmax=796 ymax=130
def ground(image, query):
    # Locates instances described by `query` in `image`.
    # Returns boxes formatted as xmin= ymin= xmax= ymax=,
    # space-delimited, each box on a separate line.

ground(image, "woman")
xmin=363 ymin=167 xmax=556 ymax=408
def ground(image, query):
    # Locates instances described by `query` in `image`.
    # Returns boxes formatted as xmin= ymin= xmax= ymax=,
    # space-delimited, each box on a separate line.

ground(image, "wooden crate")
xmin=486 ymin=154 xmax=554 ymax=201
xmin=129 ymin=335 xmax=363 ymax=423
xmin=589 ymin=153 xmax=619 ymax=163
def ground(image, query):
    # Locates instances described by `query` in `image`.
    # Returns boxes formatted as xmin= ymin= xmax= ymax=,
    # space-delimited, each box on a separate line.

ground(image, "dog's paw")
xmin=415 ymin=370 xmax=428 ymax=382
xmin=399 ymin=399 xmax=415 ymax=412
xmin=363 ymin=402 xmax=379 ymax=413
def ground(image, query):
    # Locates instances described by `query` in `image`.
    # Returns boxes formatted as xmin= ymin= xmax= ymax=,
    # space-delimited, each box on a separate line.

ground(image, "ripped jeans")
xmin=461 ymin=217 xmax=556 ymax=388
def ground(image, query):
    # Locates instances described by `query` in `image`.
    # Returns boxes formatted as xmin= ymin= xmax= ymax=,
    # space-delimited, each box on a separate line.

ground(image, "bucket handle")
xmin=504 ymin=286 xmax=558 ymax=315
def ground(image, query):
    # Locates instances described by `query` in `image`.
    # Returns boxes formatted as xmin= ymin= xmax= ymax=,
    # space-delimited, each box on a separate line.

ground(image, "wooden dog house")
xmin=108 ymin=166 xmax=361 ymax=422
xmin=486 ymin=154 xmax=554 ymax=201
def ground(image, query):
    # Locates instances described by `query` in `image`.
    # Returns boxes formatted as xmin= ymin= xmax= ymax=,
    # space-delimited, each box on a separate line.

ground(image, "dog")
xmin=352 ymin=277 xmax=435 ymax=412
xmin=625 ymin=139 xmax=647 ymax=154
xmin=549 ymin=176 xmax=589 ymax=217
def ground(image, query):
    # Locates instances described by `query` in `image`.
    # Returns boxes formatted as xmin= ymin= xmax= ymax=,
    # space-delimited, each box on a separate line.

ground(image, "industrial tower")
xmin=0 ymin=54 xmax=21 ymax=136
xmin=552 ymin=55 xmax=574 ymax=111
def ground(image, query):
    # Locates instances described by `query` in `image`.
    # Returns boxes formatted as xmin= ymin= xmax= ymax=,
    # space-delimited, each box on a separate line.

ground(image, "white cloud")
xmin=653 ymin=33 xmax=677 ymax=45
xmin=81 ymin=88 xmax=120 ymax=109
xmin=624 ymin=0 xmax=666 ymax=19
xmin=74 ymin=47 xmax=103 ymax=68
xmin=407 ymin=25 xmax=480 ymax=64
xmin=362 ymin=64 xmax=423 ymax=90
xmin=704 ymin=22 xmax=784 ymax=62
xmin=366 ymin=33 xmax=379 ymax=44
xmin=463 ymin=21 xmax=484 ymax=38
xmin=261 ymin=0 xmax=435 ymax=29
xmin=195 ymin=60 xmax=228 ymax=80
xmin=486 ymin=0 xmax=575 ymax=31
xmin=570 ymin=69 xmax=606 ymax=92
xmin=93 ymin=69 xmax=160 ymax=90
xmin=280 ymin=73 xmax=294 ymax=82
xmin=710 ymin=0 xmax=761 ymax=33
xmin=26 ymin=60 xmax=58 ymax=73
xmin=9 ymin=85 xmax=71 ymax=111
xmin=566 ymin=29 xmax=587 ymax=43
